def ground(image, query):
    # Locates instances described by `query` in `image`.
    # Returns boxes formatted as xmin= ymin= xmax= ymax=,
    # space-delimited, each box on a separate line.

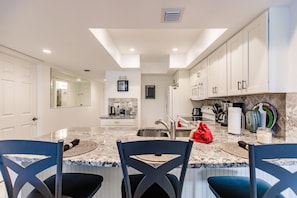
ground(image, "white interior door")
xmin=0 ymin=53 xmax=37 ymax=140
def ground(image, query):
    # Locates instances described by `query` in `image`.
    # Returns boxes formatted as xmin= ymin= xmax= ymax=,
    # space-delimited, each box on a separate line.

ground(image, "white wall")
xmin=141 ymin=74 xmax=172 ymax=128
xmin=288 ymin=1 xmax=297 ymax=92
xmin=104 ymin=70 xmax=141 ymax=127
xmin=37 ymin=64 xmax=103 ymax=136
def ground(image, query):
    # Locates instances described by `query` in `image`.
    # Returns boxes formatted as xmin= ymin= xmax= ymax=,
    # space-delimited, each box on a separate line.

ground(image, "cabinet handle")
xmin=237 ymin=81 xmax=242 ymax=90
xmin=242 ymin=80 xmax=247 ymax=89
xmin=114 ymin=121 xmax=120 ymax=124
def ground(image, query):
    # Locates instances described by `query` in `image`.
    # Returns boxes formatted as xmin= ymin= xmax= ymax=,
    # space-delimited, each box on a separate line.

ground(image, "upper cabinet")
xmin=190 ymin=59 xmax=208 ymax=100
xmin=227 ymin=14 xmax=267 ymax=96
xmin=227 ymin=8 xmax=289 ymax=96
xmin=187 ymin=8 xmax=289 ymax=100
xmin=243 ymin=11 xmax=268 ymax=94
xmin=208 ymin=43 xmax=227 ymax=97
xmin=227 ymin=30 xmax=247 ymax=95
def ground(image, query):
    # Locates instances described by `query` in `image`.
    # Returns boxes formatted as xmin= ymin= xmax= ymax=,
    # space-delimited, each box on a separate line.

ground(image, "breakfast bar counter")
xmin=35 ymin=125 xmax=285 ymax=168
xmin=32 ymin=125 xmax=292 ymax=198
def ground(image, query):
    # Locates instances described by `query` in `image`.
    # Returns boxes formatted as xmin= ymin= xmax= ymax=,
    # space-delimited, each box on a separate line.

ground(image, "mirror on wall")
xmin=50 ymin=68 xmax=91 ymax=108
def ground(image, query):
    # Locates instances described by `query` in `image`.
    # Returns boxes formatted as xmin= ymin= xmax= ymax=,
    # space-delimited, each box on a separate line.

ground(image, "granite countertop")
xmin=33 ymin=124 xmax=290 ymax=168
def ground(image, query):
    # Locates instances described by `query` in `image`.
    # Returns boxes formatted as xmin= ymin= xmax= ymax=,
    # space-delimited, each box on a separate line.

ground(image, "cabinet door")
xmin=245 ymin=12 xmax=268 ymax=94
xmin=227 ymin=30 xmax=246 ymax=96
xmin=197 ymin=59 xmax=208 ymax=100
xmin=190 ymin=66 xmax=199 ymax=100
xmin=208 ymin=51 xmax=216 ymax=97
xmin=208 ymin=44 xmax=227 ymax=97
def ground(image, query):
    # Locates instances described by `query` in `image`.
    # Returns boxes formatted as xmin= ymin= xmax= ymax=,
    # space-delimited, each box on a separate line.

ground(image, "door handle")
xmin=32 ymin=117 xmax=38 ymax=121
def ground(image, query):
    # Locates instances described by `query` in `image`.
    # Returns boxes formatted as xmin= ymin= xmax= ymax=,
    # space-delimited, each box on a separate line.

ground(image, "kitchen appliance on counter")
xmin=192 ymin=108 xmax=202 ymax=116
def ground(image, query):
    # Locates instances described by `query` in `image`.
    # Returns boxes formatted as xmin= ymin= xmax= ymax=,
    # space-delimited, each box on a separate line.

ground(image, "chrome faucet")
xmin=155 ymin=116 xmax=176 ymax=140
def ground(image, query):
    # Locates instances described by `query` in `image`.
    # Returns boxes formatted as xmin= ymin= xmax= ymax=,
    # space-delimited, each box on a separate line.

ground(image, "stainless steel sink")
xmin=136 ymin=128 xmax=191 ymax=137
xmin=175 ymin=129 xmax=191 ymax=137
xmin=137 ymin=128 xmax=169 ymax=137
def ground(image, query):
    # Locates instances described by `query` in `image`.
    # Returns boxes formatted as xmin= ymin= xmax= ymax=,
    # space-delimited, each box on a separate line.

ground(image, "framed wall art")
xmin=117 ymin=80 xmax=129 ymax=92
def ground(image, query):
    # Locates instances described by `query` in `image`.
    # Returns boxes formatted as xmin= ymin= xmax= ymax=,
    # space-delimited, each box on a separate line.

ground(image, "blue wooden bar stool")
xmin=0 ymin=140 xmax=103 ymax=198
xmin=208 ymin=143 xmax=297 ymax=198
xmin=117 ymin=139 xmax=193 ymax=198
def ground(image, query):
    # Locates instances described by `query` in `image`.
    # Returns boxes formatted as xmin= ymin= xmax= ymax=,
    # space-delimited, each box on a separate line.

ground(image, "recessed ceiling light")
xmin=42 ymin=49 xmax=52 ymax=54
xmin=129 ymin=48 xmax=135 ymax=52
xmin=172 ymin=48 xmax=179 ymax=52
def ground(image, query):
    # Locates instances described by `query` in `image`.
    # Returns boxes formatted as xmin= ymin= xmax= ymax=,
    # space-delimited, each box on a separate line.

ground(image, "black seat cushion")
xmin=28 ymin=173 xmax=103 ymax=198
xmin=122 ymin=173 xmax=178 ymax=198
xmin=208 ymin=176 xmax=285 ymax=198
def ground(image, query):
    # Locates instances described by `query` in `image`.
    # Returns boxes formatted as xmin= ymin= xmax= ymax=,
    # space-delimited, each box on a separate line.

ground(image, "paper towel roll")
xmin=228 ymin=107 xmax=242 ymax=135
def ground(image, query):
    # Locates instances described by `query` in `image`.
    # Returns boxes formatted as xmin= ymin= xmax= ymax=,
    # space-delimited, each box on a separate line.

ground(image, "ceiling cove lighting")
xmin=42 ymin=49 xmax=52 ymax=54
xmin=89 ymin=28 xmax=140 ymax=68
xmin=172 ymin=48 xmax=179 ymax=52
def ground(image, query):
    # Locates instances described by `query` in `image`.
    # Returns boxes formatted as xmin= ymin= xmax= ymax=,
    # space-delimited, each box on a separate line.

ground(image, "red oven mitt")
xmin=190 ymin=122 xmax=213 ymax=144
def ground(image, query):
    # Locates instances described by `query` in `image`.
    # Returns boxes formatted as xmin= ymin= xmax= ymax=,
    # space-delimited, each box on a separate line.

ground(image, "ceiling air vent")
xmin=161 ymin=8 xmax=184 ymax=23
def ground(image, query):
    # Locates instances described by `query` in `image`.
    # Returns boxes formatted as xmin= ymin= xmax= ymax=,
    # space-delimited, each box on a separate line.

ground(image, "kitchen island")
xmin=32 ymin=125 xmax=292 ymax=198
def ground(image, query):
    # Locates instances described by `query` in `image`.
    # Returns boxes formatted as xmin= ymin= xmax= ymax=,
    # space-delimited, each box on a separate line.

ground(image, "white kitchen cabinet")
xmin=190 ymin=59 xmax=208 ymax=100
xmin=227 ymin=30 xmax=248 ymax=95
xmin=227 ymin=9 xmax=289 ymax=96
xmin=190 ymin=68 xmax=199 ymax=100
xmin=244 ymin=11 xmax=268 ymax=94
xmin=100 ymin=118 xmax=136 ymax=127
xmin=227 ymin=16 xmax=266 ymax=96
xmin=208 ymin=43 xmax=227 ymax=97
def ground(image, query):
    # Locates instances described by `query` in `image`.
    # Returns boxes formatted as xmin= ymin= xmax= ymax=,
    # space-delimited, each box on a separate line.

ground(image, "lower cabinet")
xmin=100 ymin=119 xmax=136 ymax=127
